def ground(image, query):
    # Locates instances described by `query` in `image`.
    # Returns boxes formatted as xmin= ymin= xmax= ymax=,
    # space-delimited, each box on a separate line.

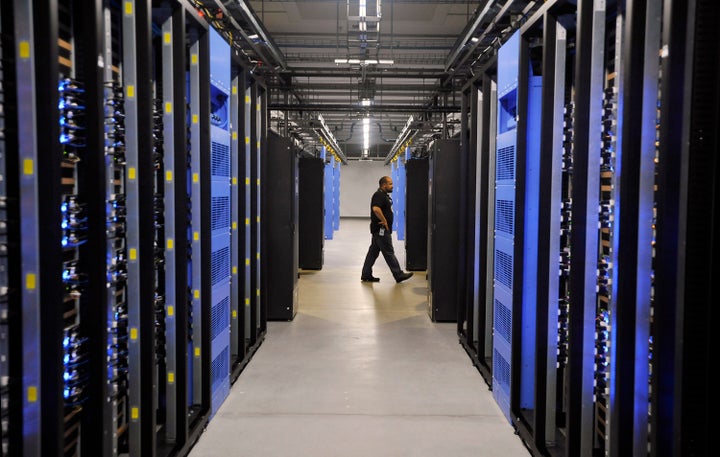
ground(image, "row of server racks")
xmin=438 ymin=0 xmax=716 ymax=456
xmin=0 ymin=1 xmax=270 ymax=455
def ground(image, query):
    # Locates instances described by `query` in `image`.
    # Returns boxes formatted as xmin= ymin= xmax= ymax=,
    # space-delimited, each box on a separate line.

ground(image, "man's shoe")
xmin=395 ymin=272 xmax=413 ymax=283
xmin=361 ymin=276 xmax=380 ymax=282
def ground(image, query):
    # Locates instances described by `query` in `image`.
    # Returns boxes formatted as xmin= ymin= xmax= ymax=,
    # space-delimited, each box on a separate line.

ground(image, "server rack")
xmin=229 ymin=66 xmax=244 ymax=375
xmin=652 ymin=1 xmax=715 ymax=455
xmin=467 ymin=2 xmax=712 ymax=456
xmin=390 ymin=157 xmax=405 ymax=240
xmin=457 ymin=69 xmax=497 ymax=388
xmin=426 ymin=139 xmax=461 ymax=322
xmin=492 ymin=31 xmax=520 ymax=422
xmin=252 ymin=82 xmax=266 ymax=343
xmin=404 ymin=157 xmax=429 ymax=271
xmin=2 ymin=1 xmax=273 ymax=454
xmin=322 ymin=146 xmax=335 ymax=240
xmin=207 ymin=26 xmax=231 ymax=418
xmin=230 ymin=67 xmax=266 ymax=382
xmin=154 ymin=5 xmax=197 ymax=454
xmin=0 ymin=3 xmax=21 ymax=454
xmin=264 ymin=132 xmax=299 ymax=321
xmin=508 ymin=6 xmax=575 ymax=455
xmin=298 ymin=157 xmax=324 ymax=270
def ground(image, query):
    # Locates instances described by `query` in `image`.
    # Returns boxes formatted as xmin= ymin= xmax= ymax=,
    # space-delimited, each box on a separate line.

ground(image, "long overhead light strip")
xmin=334 ymin=58 xmax=394 ymax=65
xmin=316 ymin=114 xmax=348 ymax=164
xmin=385 ymin=115 xmax=415 ymax=164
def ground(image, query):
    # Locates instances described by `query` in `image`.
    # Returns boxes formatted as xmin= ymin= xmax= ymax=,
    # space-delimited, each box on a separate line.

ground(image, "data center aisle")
xmin=189 ymin=218 xmax=529 ymax=457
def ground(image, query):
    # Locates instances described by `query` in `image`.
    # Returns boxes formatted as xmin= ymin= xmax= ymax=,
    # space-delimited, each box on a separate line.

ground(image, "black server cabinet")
xmin=427 ymin=140 xmax=461 ymax=322
xmin=298 ymin=157 xmax=324 ymax=270
xmin=404 ymin=158 xmax=429 ymax=271
xmin=265 ymin=132 xmax=299 ymax=320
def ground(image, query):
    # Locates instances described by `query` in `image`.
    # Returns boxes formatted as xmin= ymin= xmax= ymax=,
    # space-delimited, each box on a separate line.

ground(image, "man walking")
xmin=361 ymin=176 xmax=413 ymax=283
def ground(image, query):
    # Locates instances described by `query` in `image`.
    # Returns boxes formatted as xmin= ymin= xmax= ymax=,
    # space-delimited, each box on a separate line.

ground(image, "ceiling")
xmin=231 ymin=0 xmax=541 ymax=161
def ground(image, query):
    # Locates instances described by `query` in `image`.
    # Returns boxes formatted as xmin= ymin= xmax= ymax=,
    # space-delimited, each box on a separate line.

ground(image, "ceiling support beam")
xmin=269 ymin=103 xmax=461 ymax=113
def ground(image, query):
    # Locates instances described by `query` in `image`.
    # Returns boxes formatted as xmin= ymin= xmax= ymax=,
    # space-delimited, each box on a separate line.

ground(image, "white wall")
xmin=339 ymin=160 xmax=392 ymax=217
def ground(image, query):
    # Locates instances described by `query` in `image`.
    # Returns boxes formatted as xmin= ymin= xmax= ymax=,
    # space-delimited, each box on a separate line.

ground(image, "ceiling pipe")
xmin=443 ymin=0 xmax=496 ymax=73
xmin=228 ymin=0 xmax=288 ymax=70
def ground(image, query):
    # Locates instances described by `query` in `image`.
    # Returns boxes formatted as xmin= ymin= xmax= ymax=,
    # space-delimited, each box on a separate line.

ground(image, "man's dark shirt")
xmin=370 ymin=188 xmax=393 ymax=234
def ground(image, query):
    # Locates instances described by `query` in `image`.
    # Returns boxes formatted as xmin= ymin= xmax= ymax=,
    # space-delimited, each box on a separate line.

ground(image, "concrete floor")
xmin=188 ymin=218 xmax=530 ymax=457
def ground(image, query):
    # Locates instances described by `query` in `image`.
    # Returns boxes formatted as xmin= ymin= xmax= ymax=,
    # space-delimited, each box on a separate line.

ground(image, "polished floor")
xmin=188 ymin=218 xmax=530 ymax=456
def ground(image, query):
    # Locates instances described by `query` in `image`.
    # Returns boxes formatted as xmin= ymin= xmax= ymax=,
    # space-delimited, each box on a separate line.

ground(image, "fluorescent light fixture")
xmin=359 ymin=21 xmax=367 ymax=31
xmin=360 ymin=99 xmax=372 ymax=106
xmin=335 ymin=58 xmax=393 ymax=66
xmin=470 ymin=37 xmax=479 ymax=43
xmin=359 ymin=0 xmax=367 ymax=18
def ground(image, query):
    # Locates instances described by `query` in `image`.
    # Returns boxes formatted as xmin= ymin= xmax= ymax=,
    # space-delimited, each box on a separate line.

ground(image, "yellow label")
xmin=166 ymin=170 xmax=173 ymax=182
xmin=256 ymin=252 xmax=260 ymax=260
xmin=194 ymin=289 xmax=200 ymax=299
xmin=245 ymin=95 xmax=250 ymax=103
xmin=27 ymin=386 xmax=37 ymax=403
xmin=128 ymin=167 xmax=136 ymax=180
xmin=245 ymin=218 xmax=250 ymax=226
xmin=256 ymin=289 xmax=260 ymax=296
xmin=131 ymin=407 xmax=139 ymax=420
xmin=126 ymin=85 xmax=134 ymax=98
xmin=23 ymin=159 xmax=34 ymax=175
xmin=232 ymin=266 xmax=237 ymax=275
xmin=256 ymin=216 xmax=260 ymax=223
xmin=194 ymin=347 xmax=200 ymax=357
xmin=193 ymin=232 xmax=199 ymax=241
xmin=232 ymin=221 xmax=237 ymax=230
xmin=232 ymin=310 xmax=237 ymax=318
xmin=245 ymin=258 xmax=250 ymax=266
xmin=192 ymin=114 xmax=198 ymax=124
xmin=164 ymin=32 xmax=171 ymax=44
xmin=245 ymin=298 xmax=250 ymax=305
xmin=168 ymin=372 xmax=175 ymax=383
xmin=26 ymin=273 xmax=36 ymax=290
xmin=191 ymin=54 xmax=198 ymax=65
xmin=232 ymin=86 xmax=238 ymax=94
xmin=167 ymin=305 xmax=174 ymax=316
xmin=245 ymin=137 xmax=250 ymax=144
xmin=232 ymin=132 xmax=238 ymax=141
xmin=245 ymin=178 xmax=250 ymax=185
xmin=232 ymin=177 xmax=238 ymax=185
xmin=167 ymin=238 xmax=174 ymax=249
xmin=165 ymin=101 xmax=172 ymax=113
xmin=19 ymin=41 xmax=30 ymax=59
xmin=193 ymin=173 xmax=199 ymax=183
xmin=124 ymin=2 xmax=133 ymax=15
xmin=256 ymin=179 xmax=260 ymax=186
xmin=130 ymin=328 xmax=138 ymax=340
xmin=256 ymin=104 xmax=260 ymax=112
xmin=129 ymin=248 xmax=137 ymax=260
xmin=257 ymin=141 xmax=260 ymax=148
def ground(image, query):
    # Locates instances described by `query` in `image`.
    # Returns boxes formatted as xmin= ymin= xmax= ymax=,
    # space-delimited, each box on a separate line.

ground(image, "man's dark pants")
xmin=361 ymin=232 xmax=403 ymax=279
